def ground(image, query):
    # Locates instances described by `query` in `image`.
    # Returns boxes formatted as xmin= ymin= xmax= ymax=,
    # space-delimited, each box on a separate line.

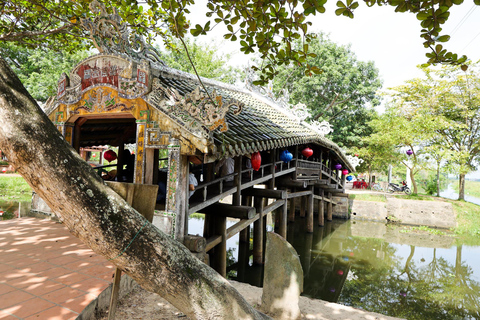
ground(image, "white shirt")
xmin=189 ymin=173 xmax=198 ymax=198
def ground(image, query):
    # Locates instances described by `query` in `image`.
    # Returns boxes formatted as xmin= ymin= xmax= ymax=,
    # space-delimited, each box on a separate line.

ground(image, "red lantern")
xmin=251 ymin=152 xmax=261 ymax=171
xmin=342 ymin=169 xmax=349 ymax=176
xmin=104 ymin=150 xmax=117 ymax=163
xmin=354 ymin=154 xmax=359 ymax=157
xmin=92 ymin=153 xmax=96 ymax=158
xmin=302 ymin=147 xmax=313 ymax=158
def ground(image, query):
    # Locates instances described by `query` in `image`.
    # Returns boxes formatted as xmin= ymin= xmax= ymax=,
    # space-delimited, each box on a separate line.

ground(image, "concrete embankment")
xmin=348 ymin=191 xmax=456 ymax=229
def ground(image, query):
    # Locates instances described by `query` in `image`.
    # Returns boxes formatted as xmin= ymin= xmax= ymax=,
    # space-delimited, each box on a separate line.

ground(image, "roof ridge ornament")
xmin=81 ymin=0 xmax=166 ymax=66
xmin=147 ymin=80 xmax=244 ymax=139
xmin=346 ymin=155 xmax=363 ymax=169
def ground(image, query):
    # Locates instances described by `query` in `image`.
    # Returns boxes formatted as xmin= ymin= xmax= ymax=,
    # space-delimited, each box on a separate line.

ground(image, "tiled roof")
xmin=152 ymin=65 xmax=354 ymax=172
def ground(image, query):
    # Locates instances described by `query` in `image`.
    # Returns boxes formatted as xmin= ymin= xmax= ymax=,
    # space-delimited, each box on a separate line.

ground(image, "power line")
xmin=461 ymin=30 xmax=480 ymax=53
xmin=449 ymin=5 xmax=477 ymax=37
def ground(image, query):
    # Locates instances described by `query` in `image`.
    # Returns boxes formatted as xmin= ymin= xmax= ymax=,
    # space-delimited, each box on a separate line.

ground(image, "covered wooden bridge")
xmin=33 ymin=2 xmax=354 ymax=277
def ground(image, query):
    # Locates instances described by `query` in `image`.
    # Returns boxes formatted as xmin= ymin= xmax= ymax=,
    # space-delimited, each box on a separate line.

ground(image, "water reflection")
xmin=293 ymin=220 xmax=480 ymax=319
xmin=190 ymin=215 xmax=480 ymax=320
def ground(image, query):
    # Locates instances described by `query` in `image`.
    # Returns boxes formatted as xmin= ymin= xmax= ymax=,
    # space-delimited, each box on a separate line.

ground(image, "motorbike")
xmin=387 ymin=181 xmax=411 ymax=195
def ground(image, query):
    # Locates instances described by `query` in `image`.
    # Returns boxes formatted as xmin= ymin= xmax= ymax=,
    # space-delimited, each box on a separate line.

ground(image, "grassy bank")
xmin=349 ymin=193 xmax=387 ymax=202
xmin=449 ymin=200 xmax=480 ymax=245
xmin=0 ymin=176 xmax=32 ymax=202
xmin=449 ymin=179 xmax=480 ymax=198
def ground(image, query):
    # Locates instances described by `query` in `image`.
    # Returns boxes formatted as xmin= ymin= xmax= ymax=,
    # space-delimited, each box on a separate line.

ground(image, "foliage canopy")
xmin=1 ymin=0 xmax=477 ymax=85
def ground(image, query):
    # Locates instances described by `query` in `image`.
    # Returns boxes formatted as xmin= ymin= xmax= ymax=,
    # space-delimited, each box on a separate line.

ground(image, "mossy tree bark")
xmin=0 ymin=57 xmax=270 ymax=320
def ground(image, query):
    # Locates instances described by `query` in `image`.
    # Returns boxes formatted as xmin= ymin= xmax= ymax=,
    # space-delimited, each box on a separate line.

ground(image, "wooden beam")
xmin=240 ymin=174 xmax=273 ymax=189
xmin=313 ymin=194 xmax=337 ymax=205
xmin=205 ymin=235 xmax=222 ymax=252
xmin=317 ymin=187 xmax=344 ymax=194
xmin=277 ymin=178 xmax=309 ymax=188
xmin=227 ymin=217 xmax=256 ymax=240
xmin=241 ymin=188 xmax=287 ymax=199
xmin=314 ymin=179 xmax=329 ymax=186
xmin=199 ymin=203 xmax=255 ymax=219
xmin=287 ymin=190 xmax=313 ymax=199
xmin=188 ymin=187 xmax=238 ymax=215
xmin=262 ymin=199 xmax=286 ymax=215
xmin=317 ymin=184 xmax=338 ymax=189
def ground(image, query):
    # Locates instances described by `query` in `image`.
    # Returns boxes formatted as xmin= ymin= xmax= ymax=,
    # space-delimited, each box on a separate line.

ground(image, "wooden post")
xmin=203 ymin=163 xmax=215 ymax=240
xmin=300 ymin=196 xmax=306 ymax=218
xmin=318 ymin=190 xmax=325 ymax=227
xmin=144 ymin=148 xmax=155 ymax=184
xmin=212 ymin=216 xmax=227 ymax=277
xmin=233 ymin=156 xmax=242 ymax=206
xmin=178 ymin=155 xmax=188 ymax=240
xmin=327 ymin=192 xmax=333 ymax=221
xmin=253 ymin=197 xmax=264 ymax=265
xmin=279 ymin=198 xmax=287 ymax=238
xmin=106 ymin=182 xmax=157 ymax=320
xmin=239 ymin=226 xmax=250 ymax=243
xmin=306 ymin=185 xmax=314 ymax=233
xmin=237 ymin=235 xmax=248 ymax=282
xmin=288 ymin=188 xmax=296 ymax=222
xmin=269 ymin=149 xmax=276 ymax=189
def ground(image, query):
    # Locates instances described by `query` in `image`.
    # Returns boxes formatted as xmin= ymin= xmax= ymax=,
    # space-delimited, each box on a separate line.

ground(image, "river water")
xmin=190 ymin=216 xmax=480 ymax=320
xmin=440 ymin=183 xmax=480 ymax=205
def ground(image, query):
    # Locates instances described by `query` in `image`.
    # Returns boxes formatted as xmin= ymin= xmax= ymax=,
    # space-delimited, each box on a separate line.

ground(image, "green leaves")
xmin=335 ymin=0 xmax=358 ymax=18
xmin=0 ymin=0 xmax=474 ymax=88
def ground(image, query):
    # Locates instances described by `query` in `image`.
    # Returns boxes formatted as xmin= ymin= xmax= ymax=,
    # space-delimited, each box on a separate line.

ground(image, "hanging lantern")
xmin=92 ymin=153 xmax=96 ymax=158
xmin=342 ymin=169 xmax=349 ymax=176
xmin=251 ymin=152 xmax=261 ymax=171
xmin=346 ymin=175 xmax=353 ymax=181
xmin=103 ymin=150 xmax=117 ymax=163
xmin=301 ymin=147 xmax=313 ymax=159
xmin=335 ymin=163 xmax=342 ymax=170
xmin=280 ymin=150 xmax=293 ymax=163
xmin=406 ymin=149 xmax=413 ymax=156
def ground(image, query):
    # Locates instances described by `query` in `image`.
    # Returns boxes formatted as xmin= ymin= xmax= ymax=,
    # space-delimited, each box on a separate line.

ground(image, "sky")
xmin=188 ymin=2 xmax=480 ymax=179
xmin=190 ymin=1 xmax=480 ymax=91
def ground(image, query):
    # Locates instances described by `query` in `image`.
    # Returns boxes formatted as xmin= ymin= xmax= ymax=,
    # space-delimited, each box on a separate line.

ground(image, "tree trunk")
xmin=409 ymin=168 xmax=417 ymax=194
xmin=436 ymin=163 xmax=440 ymax=197
xmin=459 ymin=173 xmax=465 ymax=201
xmin=0 ymin=58 xmax=270 ymax=320
xmin=368 ymin=165 xmax=372 ymax=187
